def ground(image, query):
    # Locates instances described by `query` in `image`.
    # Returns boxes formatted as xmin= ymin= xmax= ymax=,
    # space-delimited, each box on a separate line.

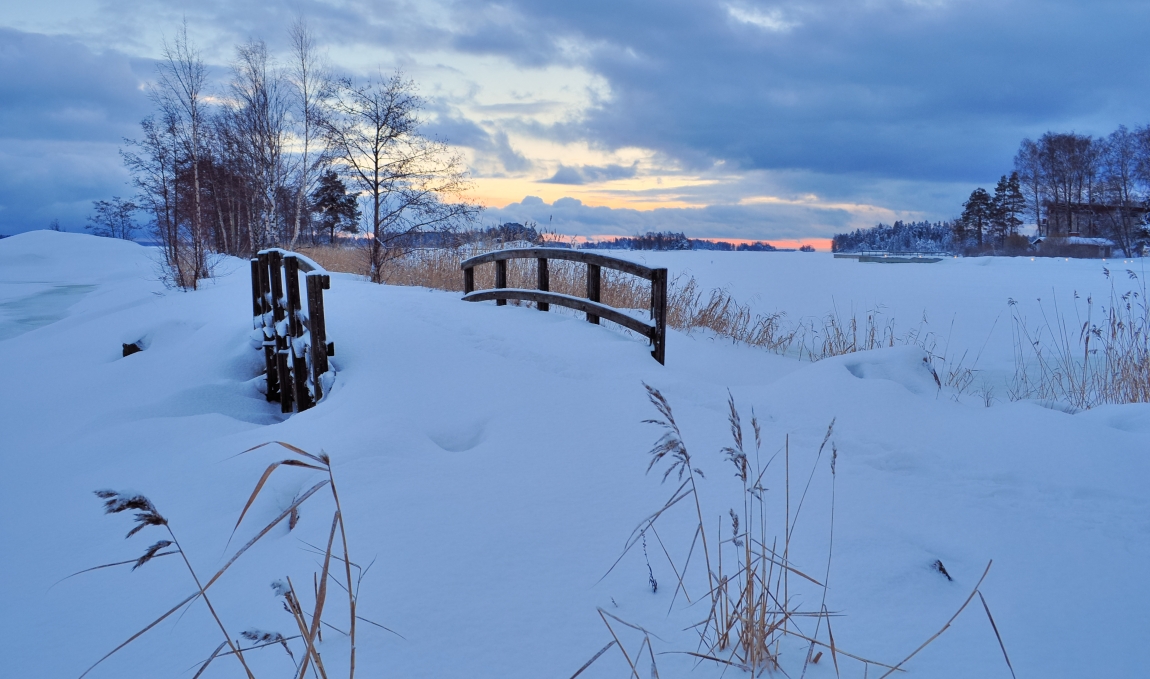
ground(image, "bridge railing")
xmin=461 ymin=247 xmax=668 ymax=364
xmin=251 ymin=249 xmax=334 ymax=413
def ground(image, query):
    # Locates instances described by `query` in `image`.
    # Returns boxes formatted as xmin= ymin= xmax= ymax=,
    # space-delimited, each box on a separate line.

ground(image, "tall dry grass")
xmin=1009 ymin=268 xmax=1150 ymax=409
xmin=76 ymin=442 xmax=384 ymax=679
xmin=576 ymin=386 xmax=1016 ymax=677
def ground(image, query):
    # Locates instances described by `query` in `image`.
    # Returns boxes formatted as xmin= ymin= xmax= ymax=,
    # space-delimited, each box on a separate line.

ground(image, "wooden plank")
xmin=268 ymin=250 xmax=286 ymax=329
xmin=258 ymin=252 xmax=279 ymax=403
xmin=586 ymin=263 xmax=601 ymax=324
xmin=650 ymin=268 xmax=668 ymax=365
xmin=249 ymin=259 xmax=262 ymax=322
xmin=277 ymin=350 xmax=293 ymax=413
xmin=283 ymin=255 xmax=303 ymax=337
xmin=463 ymin=266 xmax=475 ymax=294
xmin=305 ymin=277 xmax=323 ymax=404
xmin=292 ymin=350 xmax=312 ymax=411
xmin=268 ymin=250 xmax=289 ymax=406
xmin=283 ymin=256 xmax=311 ymax=411
xmin=494 ymin=259 xmax=507 ymax=307
xmin=460 ymin=247 xmax=656 ymax=280
xmin=537 ymin=258 xmax=549 ymax=312
xmin=306 ymin=272 xmax=330 ymax=403
xmin=462 ymin=289 xmax=656 ymax=339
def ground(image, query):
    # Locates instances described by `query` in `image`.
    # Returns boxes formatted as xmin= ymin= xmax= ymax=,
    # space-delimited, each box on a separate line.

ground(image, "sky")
xmin=1 ymin=0 xmax=1148 ymax=243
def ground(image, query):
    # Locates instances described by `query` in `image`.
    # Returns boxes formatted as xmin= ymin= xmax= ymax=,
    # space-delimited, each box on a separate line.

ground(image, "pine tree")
xmin=310 ymin=170 xmax=360 ymax=243
xmin=1003 ymin=172 xmax=1026 ymax=237
xmin=990 ymin=175 xmax=1011 ymax=244
xmin=960 ymin=187 xmax=993 ymax=248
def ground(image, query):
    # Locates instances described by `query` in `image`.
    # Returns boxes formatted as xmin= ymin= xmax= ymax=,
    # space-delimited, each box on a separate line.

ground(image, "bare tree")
xmin=287 ymin=18 xmax=331 ymax=248
xmin=322 ymin=72 xmax=480 ymax=281
xmin=1038 ymin=131 xmax=1098 ymax=236
xmin=227 ymin=38 xmax=291 ymax=251
xmin=1098 ymin=126 xmax=1144 ymax=255
xmin=201 ymin=115 xmax=252 ymax=255
xmin=1013 ymin=138 xmax=1044 ymax=235
xmin=123 ymin=115 xmax=184 ymax=282
xmin=86 ymin=197 xmax=139 ymax=239
xmin=150 ymin=20 xmax=210 ymax=287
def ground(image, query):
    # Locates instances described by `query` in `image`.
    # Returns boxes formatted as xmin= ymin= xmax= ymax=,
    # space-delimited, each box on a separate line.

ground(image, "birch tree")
xmin=322 ymin=71 xmax=480 ymax=281
xmin=287 ymin=18 xmax=331 ymax=248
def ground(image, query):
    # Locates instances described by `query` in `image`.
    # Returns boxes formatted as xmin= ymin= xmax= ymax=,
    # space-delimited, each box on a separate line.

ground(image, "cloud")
xmin=5 ymin=0 xmax=1150 ymax=237
xmin=540 ymin=162 xmax=638 ymax=184
xmin=725 ymin=4 xmax=799 ymax=32
xmin=492 ymin=131 xmax=532 ymax=173
xmin=483 ymin=192 xmax=913 ymax=241
xmin=0 ymin=29 xmax=149 ymax=233
xmin=425 ymin=108 xmax=532 ymax=174
xmin=542 ymin=165 xmax=585 ymax=185
xmin=446 ymin=0 xmax=1150 ymax=185
xmin=0 ymin=28 xmax=150 ymax=143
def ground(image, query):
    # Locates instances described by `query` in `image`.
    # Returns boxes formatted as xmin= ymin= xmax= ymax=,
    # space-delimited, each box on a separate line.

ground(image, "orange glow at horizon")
xmin=569 ymin=235 xmax=835 ymax=251
xmin=469 ymin=176 xmax=843 ymax=251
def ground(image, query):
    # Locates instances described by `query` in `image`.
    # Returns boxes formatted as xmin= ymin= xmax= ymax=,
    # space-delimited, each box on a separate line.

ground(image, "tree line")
xmin=957 ymin=126 xmax=1150 ymax=255
xmin=836 ymin=126 xmax=1150 ymax=257
xmin=831 ymin=221 xmax=956 ymax=253
xmin=584 ymin=231 xmax=778 ymax=251
xmin=94 ymin=20 xmax=479 ymax=287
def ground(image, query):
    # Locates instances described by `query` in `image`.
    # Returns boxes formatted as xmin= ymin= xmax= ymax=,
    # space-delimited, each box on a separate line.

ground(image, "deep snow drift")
xmin=1 ymin=231 xmax=1148 ymax=678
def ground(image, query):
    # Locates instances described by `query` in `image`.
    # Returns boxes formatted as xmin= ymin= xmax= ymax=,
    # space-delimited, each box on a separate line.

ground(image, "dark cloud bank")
xmin=0 ymin=28 xmax=151 ymax=232
xmin=3 ymin=0 xmax=1148 ymax=237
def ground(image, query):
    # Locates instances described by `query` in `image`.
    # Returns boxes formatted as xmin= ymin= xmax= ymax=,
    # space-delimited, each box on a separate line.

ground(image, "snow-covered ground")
xmin=2 ymin=231 xmax=1148 ymax=678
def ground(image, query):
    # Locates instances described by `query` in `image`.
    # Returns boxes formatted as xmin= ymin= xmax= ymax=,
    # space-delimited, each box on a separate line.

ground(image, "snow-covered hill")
xmin=1 ymin=231 xmax=1147 ymax=678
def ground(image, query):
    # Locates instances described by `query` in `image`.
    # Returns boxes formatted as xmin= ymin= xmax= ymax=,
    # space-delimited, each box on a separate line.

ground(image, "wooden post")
xmin=268 ymin=250 xmax=288 ymax=405
xmin=495 ymin=259 xmax=507 ymax=306
xmin=463 ymin=266 xmax=475 ymax=294
xmin=283 ymin=256 xmax=303 ymax=337
xmin=284 ymin=256 xmax=312 ymax=411
xmin=537 ymin=258 xmax=549 ymax=311
xmin=258 ymin=251 xmax=279 ymax=403
xmin=249 ymin=259 xmax=262 ymax=324
xmin=651 ymin=267 xmax=667 ymax=365
xmin=277 ymin=349 xmax=294 ymax=413
xmin=586 ymin=263 xmax=601 ymax=324
xmin=306 ymin=272 xmax=330 ymax=404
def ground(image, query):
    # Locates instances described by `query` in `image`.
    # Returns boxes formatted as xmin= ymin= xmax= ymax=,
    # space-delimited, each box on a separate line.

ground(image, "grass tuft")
xmin=580 ymin=385 xmax=1017 ymax=677
xmin=1009 ymin=270 xmax=1150 ymax=408
xmin=78 ymin=442 xmax=376 ymax=679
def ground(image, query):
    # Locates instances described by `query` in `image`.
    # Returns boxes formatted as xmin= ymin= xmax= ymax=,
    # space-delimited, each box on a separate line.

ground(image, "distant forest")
xmin=835 ymin=124 xmax=1150 ymax=256
xmin=584 ymin=231 xmax=778 ymax=251
xmin=831 ymin=221 xmax=954 ymax=253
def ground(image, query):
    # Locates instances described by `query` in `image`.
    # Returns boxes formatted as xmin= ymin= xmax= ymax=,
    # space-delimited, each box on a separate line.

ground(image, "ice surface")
xmin=0 ymin=232 xmax=1147 ymax=679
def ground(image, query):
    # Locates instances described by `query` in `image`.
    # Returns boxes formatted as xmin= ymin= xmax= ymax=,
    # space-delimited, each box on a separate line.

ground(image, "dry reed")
xmin=578 ymin=386 xmax=1016 ymax=677
xmin=593 ymin=386 xmax=892 ymax=675
xmin=1009 ymin=268 xmax=1150 ymax=408
xmin=78 ymin=442 xmax=375 ymax=679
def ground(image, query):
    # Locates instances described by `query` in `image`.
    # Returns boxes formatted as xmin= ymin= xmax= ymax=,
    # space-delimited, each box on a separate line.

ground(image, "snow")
xmin=1 ymin=231 xmax=1148 ymax=678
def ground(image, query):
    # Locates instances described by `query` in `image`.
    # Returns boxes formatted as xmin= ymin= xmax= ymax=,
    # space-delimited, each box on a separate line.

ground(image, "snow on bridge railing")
xmin=460 ymin=247 xmax=669 ymax=364
xmin=251 ymin=248 xmax=334 ymax=413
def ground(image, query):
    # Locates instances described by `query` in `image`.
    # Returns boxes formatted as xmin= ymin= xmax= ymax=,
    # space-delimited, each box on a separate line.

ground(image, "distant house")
xmin=1030 ymin=234 xmax=1115 ymax=258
